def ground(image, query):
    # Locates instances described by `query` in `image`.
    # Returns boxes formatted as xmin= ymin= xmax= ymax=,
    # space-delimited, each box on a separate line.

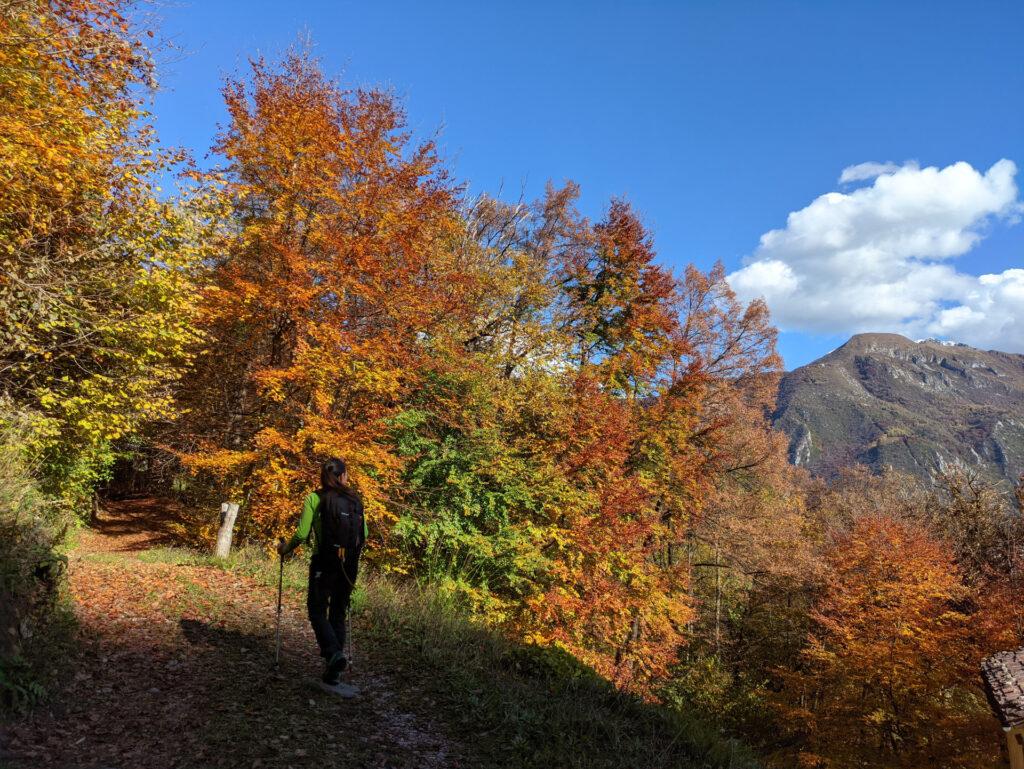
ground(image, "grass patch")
xmin=174 ymin=574 xmax=226 ymax=615
xmin=127 ymin=544 xmax=308 ymax=591
xmin=135 ymin=546 xmax=203 ymax=566
xmin=357 ymin=577 xmax=758 ymax=769
xmin=205 ymin=545 xmax=309 ymax=592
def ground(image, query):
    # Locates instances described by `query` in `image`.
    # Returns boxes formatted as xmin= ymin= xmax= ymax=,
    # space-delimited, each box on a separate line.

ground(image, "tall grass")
xmin=357 ymin=575 xmax=758 ymax=769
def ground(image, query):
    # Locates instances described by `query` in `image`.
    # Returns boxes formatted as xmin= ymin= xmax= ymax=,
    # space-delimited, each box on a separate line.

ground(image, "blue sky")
xmin=149 ymin=0 xmax=1024 ymax=368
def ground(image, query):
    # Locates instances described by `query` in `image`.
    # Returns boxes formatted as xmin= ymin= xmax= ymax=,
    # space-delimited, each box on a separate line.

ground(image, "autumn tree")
xmin=520 ymin=202 xmax=781 ymax=688
xmin=775 ymin=514 xmax=994 ymax=769
xmin=557 ymin=199 xmax=684 ymax=394
xmin=924 ymin=468 xmax=1023 ymax=580
xmin=0 ymin=0 xmax=208 ymax=504
xmin=925 ymin=470 xmax=1024 ymax=661
xmin=655 ymin=268 xmax=807 ymax=736
xmin=383 ymin=189 xmax=577 ymax=616
xmin=175 ymin=48 xmax=460 ymax=544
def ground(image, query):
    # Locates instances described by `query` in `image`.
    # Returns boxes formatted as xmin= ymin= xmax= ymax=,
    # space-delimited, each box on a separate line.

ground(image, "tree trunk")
xmin=714 ymin=541 xmax=722 ymax=655
xmin=214 ymin=502 xmax=240 ymax=558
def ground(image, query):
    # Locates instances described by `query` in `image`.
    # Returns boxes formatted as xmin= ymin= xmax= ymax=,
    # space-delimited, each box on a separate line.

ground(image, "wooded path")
xmin=2 ymin=499 xmax=462 ymax=768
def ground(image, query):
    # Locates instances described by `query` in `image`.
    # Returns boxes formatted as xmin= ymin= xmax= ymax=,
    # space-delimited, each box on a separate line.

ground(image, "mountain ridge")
xmin=773 ymin=333 xmax=1024 ymax=485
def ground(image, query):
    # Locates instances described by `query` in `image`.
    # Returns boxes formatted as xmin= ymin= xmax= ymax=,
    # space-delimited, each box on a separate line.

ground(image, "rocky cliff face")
xmin=773 ymin=333 xmax=1024 ymax=485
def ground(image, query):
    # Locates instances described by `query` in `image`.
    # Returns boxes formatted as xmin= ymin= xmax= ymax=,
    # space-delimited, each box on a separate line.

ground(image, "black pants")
xmin=307 ymin=549 xmax=360 ymax=660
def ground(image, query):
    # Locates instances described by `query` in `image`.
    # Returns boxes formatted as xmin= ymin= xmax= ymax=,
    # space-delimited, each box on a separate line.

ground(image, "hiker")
xmin=278 ymin=458 xmax=366 ymax=685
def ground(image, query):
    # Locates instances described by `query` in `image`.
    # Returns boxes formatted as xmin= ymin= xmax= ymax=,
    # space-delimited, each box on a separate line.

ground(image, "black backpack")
xmin=316 ymin=488 xmax=364 ymax=570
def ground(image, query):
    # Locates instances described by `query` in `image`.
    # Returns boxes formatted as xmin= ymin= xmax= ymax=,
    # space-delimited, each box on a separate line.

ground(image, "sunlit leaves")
xmin=175 ymin=47 xmax=459 ymax=539
xmin=774 ymin=514 xmax=993 ymax=768
xmin=0 ymin=1 xmax=209 ymax=504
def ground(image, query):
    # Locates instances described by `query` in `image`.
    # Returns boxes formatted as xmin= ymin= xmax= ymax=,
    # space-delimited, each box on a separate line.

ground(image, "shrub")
xmin=0 ymin=411 xmax=72 ymax=712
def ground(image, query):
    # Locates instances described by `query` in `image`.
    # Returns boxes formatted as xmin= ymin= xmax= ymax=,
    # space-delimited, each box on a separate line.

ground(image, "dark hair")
xmin=320 ymin=457 xmax=347 ymax=491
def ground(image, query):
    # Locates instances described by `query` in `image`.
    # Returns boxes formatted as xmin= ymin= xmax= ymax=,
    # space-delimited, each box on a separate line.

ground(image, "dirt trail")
xmin=2 ymin=499 xmax=463 ymax=769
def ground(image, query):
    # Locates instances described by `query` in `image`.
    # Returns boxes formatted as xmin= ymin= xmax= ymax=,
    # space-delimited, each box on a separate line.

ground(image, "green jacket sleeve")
xmin=287 ymin=492 xmax=319 ymax=552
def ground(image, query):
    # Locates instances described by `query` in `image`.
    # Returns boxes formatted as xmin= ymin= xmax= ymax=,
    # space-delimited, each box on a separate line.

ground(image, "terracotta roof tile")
xmin=982 ymin=648 xmax=1024 ymax=728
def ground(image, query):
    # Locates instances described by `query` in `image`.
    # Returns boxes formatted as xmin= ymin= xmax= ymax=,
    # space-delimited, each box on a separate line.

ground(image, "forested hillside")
xmin=2 ymin=2 xmax=1023 ymax=768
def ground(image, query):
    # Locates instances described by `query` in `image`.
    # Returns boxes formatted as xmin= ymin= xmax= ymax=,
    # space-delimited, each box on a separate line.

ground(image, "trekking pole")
xmin=274 ymin=538 xmax=284 ymax=670
xmin=344 ymin=604 xmax=354 ymax=674
xmin=340 ymin=559 xmax=356 ymax=676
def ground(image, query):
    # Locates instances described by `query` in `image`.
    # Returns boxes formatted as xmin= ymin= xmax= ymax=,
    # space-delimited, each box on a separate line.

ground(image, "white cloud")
xmin=728 ymin=159 xmax=1024 ymax=352
xmin=926 ymin=268 xmax=1024 ymax=350
xmin=838 ymin=160 xmax=909 ymax=184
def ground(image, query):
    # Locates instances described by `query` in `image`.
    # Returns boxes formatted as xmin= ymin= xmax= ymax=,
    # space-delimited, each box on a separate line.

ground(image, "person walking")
xmin=278 ymin=458 xmax=366 ymax=685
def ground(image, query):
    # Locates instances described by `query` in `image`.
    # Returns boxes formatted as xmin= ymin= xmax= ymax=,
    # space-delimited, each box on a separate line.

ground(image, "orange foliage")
xmin=524 ymin=203 xmax=780 ymax=688
xmin=177 ymin=48 xmax=460 ymax=545
xmin=775 ymin=515 xmax=995 ymax=769
xmin=171 ymin=68 xmax=783 ymax=692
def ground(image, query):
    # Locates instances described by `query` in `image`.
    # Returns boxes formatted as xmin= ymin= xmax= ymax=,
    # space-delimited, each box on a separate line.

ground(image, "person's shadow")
xmin=172 ymin=617 xmax=336 ymax=763
xmin=179 ymin=617 xmax=263 ymax=650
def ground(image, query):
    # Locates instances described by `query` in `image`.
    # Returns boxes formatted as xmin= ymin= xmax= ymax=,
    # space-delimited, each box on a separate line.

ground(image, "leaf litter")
xmin=1 ymin=499 xmax=462 ymax=769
